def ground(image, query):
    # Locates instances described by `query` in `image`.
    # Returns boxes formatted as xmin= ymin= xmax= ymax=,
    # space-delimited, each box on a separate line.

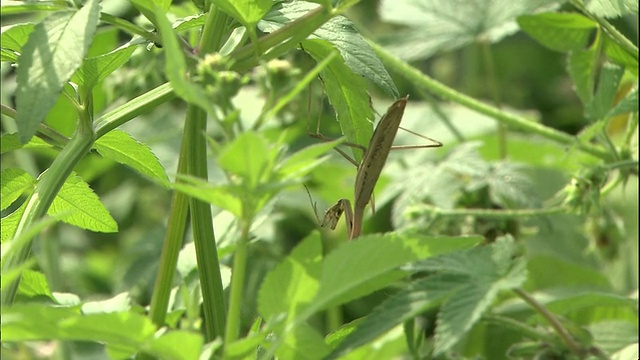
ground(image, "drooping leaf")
xmin=15 ymin=0 xmax=100 ymax=143
xmin=1 ymin=168 xmax=35 ymax=211
xmin=379 ymin=0 xmax=562 ymax=61
xmin=94 ymin=129 xmax=168 ymax=183
xmin=49 ymin=173 xmax=118 ymax=233
xmin=567 ymin=42 xmax=599 ymax=106
xmin=585 ymin=62 xmax=625 ymax=120
xmin=72 ymin=41 xmax=140 ymax=89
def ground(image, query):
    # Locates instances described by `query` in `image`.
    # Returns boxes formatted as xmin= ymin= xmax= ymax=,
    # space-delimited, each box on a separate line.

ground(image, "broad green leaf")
xmin=1 ymin=303 xmax=81 ymax=341
xmin=326 ymin=273 xmax=468 ymax=359
xmin=17 ymin=270 xmax=54 ymax=300
xmin=589 ymin=321 xmax=638 ymax=356
xmin=0 ymin=23 xmax=35 ymax=55
xmin=603 ymin=36 xmax=639 ymax=75
xmin=567 ymin=42 xmax=599 ymax=105
xmin=213 ymin=0 xmax=272 ymax=29
xmin=0 ymin=132 xmax=63 ymax=156
xmin=278 ymin=322 xmax=331 ymax=360
xmin=303 ymin=39 xmax=373 ymax=161
xmin=258 ymin=232 xmax=323 ymax=319
xmin=607 ymin=86 xmax=638 ymax=118
xmin=259 ymin=1 xmax=399 ymax=98
xmin=379 ymin=0 xmax=561 ymax=61
xmin=218 ymin=132 xmax=273 ymax=190
xmin=518 ymin=12 xmax=597 ymax=52
xmin=585 ymin=62 xmax=625 ymax=120
xmin=1 ymin=168 xmax=35 ymax=211
xmin=49 ymin=173 xmax=118 ymax=233
xmin=153 ymin=7 xmax=216 ymax=115
xmin=71 ymin=41 xmax=140 ymax=89
xmin=94 ymin=129 xmax=168 ymax=183
xmin=526 ymin=255 xmax=611 ymax=290
xmin=586 ymin=0 xmax=638 ymax=18
xmin=146 ymin=331 xmax=204 ymax=360
xmin=15 ymin=0 xmax=100 ymax=143
xmin=312 ymin=234 xmax=482 ymax=312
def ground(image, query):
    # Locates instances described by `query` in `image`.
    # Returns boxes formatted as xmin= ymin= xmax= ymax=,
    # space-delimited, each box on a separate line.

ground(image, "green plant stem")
xmin=483 ymin=314 xmax=559 ymax=345
xmin=230 ymin=4 xmax=335 ymax=72
xmin=513 ymin=288 xmax=582 ymax=356
xmin=1 ymin=109 xmax=95 ymax=305
xmin=148 ymin=141 xmax=190 ymax=328
xmin=94 ymin=82 xmax=175 ymax=139
xmin=224 ymin=220 xmax=251 ymax=347
xmin=480 ymin=41 xmax=507 ymax=159
xmin=199 ymin=4 xmax=232 ymax=55
xmin=185 ymin=105 xmax=227 ymax=342
xmin=369 ymin=41 xmax=612 ymax=161
xmin=411 ymin=205 xmax=565 ymax=220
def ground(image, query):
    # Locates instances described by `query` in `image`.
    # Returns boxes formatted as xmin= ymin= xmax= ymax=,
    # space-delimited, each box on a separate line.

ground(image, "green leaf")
xmin=585 ymin=62 xmax=625 ymax=120
xmin=71 ymin=41 xmax=140 ymax=89
xmin=276 ymin=138 xmax=343 ymax=180
xmin=0 ymin=23 xmax=35 ymax=55
xmin=526 ymin=255 xmax=611 ymax=290
xmin=603 ymin=36 xmax=639 ymax=75
xmin=130 ymin=0 xmax=171 ymax=29
xmin=259 ymin=1 xmax=399 ymax=98
xmin=1 ymin=304 xmax=81 ymax=341
xmin=258 ymin=232 xmax=323 ymax=319
xmin=171 ymin=180 xmax=243 ymax=217
xmin=15 ymin=0 xmax=100 ymax=143
xmin=567 ymin=43 xmax=599 ymax=106
xmin=146 ymin=330 xmax=204 ymax=360
xmin=303 ymin=39 xmax=373 ymax=160
xmin=586 ymin=0 xmax=638 ymax=18
xmin=607 ymin=86 xmax=638 ymax=117
xmin=49 ymin=173 xmax=118 ymax=233
xmin=0 ymin=133 xmax=57 ymax=155
xmin=153 ymin=6 xmax=217 ymax=115
xmin=379 ymin=0 xmax=561 ymax=61
xmin=517 ymin=12 xmax=597 ymax=52
xmin=93 ymin=129 xmax=168 ymax=183
xmin=213 ymin=0 xmax=272 ymax=29
xmin=326 ymin=273 xmax=467 ymax=359
xmin=278 ymin=322 xmax=331 ymax=360
xmin=218 ymin=132 xmax=273 ymax=190
xmin=1 ymin=168 xmax=35 ymax=211
xmin=17 ymin=270 xmax=54 ymax=300
xmin=1 ymin=201 xmax=27 ymax=243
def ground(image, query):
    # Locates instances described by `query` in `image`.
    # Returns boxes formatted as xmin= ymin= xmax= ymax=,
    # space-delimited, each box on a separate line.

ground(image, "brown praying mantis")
xmin=315 ymin=96 xmax=443 ymax=240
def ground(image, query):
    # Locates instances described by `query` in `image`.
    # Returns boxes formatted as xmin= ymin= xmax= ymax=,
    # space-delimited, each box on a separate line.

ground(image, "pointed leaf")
xmin=94 ymin=129 xmax=168 ymax=182
xmin=585 ymin=62 xmax=625 ymax=120
xmin=72 ymin=41 xmax=140 ymax=88
xmin=517 ymin=12 xmax=597 ymax=52
xmin=1 ymin=168 xmax=35 ymax=211
xmin=15 ymin=0 xmax=100 ymax=142
xmin=567 ymin=45 xmax=599 ymax=105
xmin=49 ymin=173 xmax=118 ymax=233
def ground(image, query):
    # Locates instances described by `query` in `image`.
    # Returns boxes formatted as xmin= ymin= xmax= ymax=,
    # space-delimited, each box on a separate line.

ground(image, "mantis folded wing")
xmin=321 ymin=97 xmax=442 ymax=240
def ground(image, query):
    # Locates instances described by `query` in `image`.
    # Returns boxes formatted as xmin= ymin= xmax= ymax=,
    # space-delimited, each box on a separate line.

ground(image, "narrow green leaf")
xmin=153 ymin=6 xmax=217 ymax=115
xmin=1 ymin=168 xmax=36 ymax=211
xmin=303 ymin=39 xmax=373 ymax=160
xmin=259 ymin=1 xmax=399 ymax=98
xmin=15 ymin=0 xmax=100 ymax=143
xmin=213 ymin=0 xmax=272 ymax=29
xmin=585 ymin=62 xmax=625 ymax=120
xmin=49 ymin=173 xmax=118 ymax=233
xmin=72 ymin=41 xmax=140 ymax=88
xmin=93 ymin=129 xmax=168 ymax=182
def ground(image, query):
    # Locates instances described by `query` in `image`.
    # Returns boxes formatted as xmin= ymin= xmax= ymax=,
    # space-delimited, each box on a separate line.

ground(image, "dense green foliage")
xmin=1 ymin=0 xmax=637 ymax=359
